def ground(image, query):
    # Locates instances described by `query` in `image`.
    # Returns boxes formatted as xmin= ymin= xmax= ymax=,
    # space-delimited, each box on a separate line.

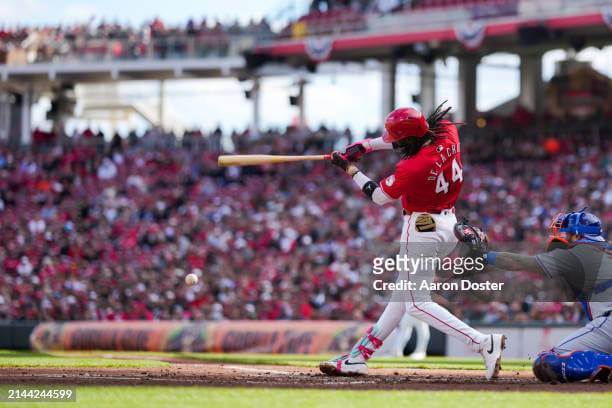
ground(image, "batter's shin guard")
xmin=533 ymin=350 xmax=612 ymax=383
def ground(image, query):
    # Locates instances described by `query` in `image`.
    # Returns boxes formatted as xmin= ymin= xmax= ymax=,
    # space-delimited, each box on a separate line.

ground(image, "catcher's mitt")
xmin=453 ymin=218 xmax=488 ymax=260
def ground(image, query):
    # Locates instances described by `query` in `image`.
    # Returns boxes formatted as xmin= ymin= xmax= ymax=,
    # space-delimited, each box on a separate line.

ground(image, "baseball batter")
xmin=319 ymin=103 xmax=506 ymax=380
xmin=459 ymin=209 xmax=611 ymax=382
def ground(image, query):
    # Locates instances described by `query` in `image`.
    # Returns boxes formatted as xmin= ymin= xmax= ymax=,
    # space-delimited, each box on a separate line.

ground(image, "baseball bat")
xmin=218 ymin=154 xmax=331 ymax=167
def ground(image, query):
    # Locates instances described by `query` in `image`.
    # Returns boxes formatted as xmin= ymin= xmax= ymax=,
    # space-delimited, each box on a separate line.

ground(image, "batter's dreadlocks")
xmin=394 ymin=101 xmax=457 ymax=159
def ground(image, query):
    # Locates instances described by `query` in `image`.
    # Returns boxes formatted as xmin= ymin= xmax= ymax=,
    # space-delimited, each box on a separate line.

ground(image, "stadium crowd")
xmin=0 ymin=17 xmax=272 ymax=63
xmin=0 ymin=0 xmax=521 ymax=62
xmin=0 ymin=119 xmax=609 ymax=324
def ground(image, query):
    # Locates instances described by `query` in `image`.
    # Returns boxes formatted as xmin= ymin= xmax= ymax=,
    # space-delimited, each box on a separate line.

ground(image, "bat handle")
xmin=323 ymin=154 xmax=332 ymax=160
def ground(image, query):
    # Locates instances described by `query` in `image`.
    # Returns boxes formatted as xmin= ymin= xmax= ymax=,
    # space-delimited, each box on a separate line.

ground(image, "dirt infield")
xmin=0 ymin=363 xmax=609 ymax=392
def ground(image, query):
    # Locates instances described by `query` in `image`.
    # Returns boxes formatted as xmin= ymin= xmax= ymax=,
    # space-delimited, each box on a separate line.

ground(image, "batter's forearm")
xmin=371 ymin=188 xmax=392 ymax=205
xmin=488 ymin=251 xmax=544 ymax=274
xmin=348 ymin=165 xmax=394 ymax=205
xmin=365 ymin=136 xmax=393 ymax=151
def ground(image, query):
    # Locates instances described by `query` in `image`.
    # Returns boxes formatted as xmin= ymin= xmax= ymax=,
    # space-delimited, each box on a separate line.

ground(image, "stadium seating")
xmin=0 ymin=120 xmax=608 ymax=323
xmin=0 ymin=18 xmax=272 ymax=63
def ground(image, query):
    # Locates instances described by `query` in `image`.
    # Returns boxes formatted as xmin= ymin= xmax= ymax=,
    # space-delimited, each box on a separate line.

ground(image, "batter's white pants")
xmin=375 ymin=210 xmax=486 ymax=353
xmin=375 ymin=314 xmax=430 ymax=357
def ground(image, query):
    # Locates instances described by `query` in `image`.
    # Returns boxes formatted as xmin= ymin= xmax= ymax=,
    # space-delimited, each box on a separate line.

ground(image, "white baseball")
xmin=185 ymin=273 xmax=198 ymax=286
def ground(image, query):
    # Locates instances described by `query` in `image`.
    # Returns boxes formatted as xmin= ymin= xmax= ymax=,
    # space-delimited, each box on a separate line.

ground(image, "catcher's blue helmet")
xmin=550 ymin=209 xmax=605 ymax=242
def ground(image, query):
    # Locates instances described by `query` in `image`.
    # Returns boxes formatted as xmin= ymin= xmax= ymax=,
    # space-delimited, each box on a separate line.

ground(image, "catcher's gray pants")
xmin=553 ymin=314 xmax=612 ymax=354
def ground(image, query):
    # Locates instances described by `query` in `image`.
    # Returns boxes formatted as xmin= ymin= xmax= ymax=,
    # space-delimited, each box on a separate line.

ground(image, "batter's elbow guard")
xmin=362 ymin=181 xmax=379 ymax=198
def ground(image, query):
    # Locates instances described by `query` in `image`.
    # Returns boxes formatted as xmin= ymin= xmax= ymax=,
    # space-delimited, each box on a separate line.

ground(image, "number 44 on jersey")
xmin=435 ymin=158 xmax=463 ymax=194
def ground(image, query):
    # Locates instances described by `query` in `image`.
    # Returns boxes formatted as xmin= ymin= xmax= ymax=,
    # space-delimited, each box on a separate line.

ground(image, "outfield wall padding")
xmin=30 ymin=320 xmax=373 ymax=354
xmin=0 ymin=321 xmax=39 ymax=349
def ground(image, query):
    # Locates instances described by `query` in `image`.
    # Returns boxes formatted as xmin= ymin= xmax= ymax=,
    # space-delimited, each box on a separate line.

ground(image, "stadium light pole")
xmin=419 ymin=62 xmax=436 ymax=116
xmin=381 ymin=59 xmax=397 ymax=121
xmin=457 ymin=54 xmax=480 ymax=124
xmin=519 ymin=52 xmax=544 ymax=117
xmin=0 ymin=93 xmax=9 ymax=144
xmin=20 ymin=86 xmax=32 ymax=146
xmin=251 ymin=76 xmax=261 ymax=137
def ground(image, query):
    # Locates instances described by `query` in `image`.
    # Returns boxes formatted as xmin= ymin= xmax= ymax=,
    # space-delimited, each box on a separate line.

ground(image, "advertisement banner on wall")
xmin=30 ymin=320 xmax=372 ymax=354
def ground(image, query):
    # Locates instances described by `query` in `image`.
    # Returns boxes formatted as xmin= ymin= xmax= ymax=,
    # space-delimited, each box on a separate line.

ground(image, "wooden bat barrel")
xmin=218 ymin=154 xmax=330 ymax=167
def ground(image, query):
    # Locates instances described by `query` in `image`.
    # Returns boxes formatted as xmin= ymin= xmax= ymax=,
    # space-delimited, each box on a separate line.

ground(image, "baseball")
xmin=185 ymin=273 xmax=198 ymax=286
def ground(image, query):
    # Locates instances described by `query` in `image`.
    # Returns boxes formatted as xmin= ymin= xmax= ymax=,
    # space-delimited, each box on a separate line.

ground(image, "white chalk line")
xmin=223 ymin=365 xmax=294 ymax=375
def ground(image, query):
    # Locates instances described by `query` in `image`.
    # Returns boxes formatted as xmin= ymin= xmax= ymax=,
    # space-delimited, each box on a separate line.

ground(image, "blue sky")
xmin=0 ymin=0 xmax=306 ymax=26
xmin=2 ymin=0 xmax=611 ymax=135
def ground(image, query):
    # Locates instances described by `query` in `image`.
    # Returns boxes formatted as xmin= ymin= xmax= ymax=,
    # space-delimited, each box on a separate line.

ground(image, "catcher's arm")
xmin=488 ymin=252 xmax=544 ymax=274
xmin=453 ymin=218 xmax=544 ymax=274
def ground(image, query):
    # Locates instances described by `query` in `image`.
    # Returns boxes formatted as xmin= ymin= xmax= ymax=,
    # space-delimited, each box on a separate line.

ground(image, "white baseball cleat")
xmin=480 ymin=334 xmax=507 ymax=380
xmin=319 ymin=354 xmax=368 ymax=376
xmin=409 ymin=351 xmax=427 ymax=361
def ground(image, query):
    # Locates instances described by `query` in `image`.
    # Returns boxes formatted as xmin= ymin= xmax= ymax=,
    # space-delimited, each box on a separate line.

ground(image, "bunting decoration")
xmin=305 ymin=36 xmax=334 ymax=62
xmin=454 ymin=21 xmax=487 ymax=50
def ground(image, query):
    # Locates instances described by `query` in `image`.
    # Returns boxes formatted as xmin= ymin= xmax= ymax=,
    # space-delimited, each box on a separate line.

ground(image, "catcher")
xmin=456 ymin=209 xmax=611 ymax=382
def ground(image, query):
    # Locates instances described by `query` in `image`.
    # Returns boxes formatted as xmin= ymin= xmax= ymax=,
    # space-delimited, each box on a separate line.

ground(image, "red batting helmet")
xmin=382 ymin=107 xmax=429 ymax=143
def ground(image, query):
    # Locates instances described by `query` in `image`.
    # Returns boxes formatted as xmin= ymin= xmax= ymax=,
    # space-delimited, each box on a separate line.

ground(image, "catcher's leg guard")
xmin=533 ymin=350 xmax=612 ymax=383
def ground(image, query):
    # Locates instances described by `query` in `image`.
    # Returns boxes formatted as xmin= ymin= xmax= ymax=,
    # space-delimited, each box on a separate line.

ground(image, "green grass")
xmin=0 ymin=349 xmax=531 ymax=371
xmin=0 ymin=350 xmax=168 ymax=368
xmin=0 ymin=387 xmax=610 ymax=408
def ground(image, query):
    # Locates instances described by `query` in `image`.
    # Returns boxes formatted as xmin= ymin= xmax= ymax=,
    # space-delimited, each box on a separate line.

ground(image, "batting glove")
xmin=343 ymin=141 xmax=368 ymax=162
xmin=331 ymin=151 xmax=351 ymax=171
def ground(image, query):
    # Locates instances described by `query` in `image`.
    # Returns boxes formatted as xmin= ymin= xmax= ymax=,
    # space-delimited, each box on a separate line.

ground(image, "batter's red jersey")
xmin=380 ymin=120 xmax=463 ymax=212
